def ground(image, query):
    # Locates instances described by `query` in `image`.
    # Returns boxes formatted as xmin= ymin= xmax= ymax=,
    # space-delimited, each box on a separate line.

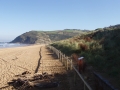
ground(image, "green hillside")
xmin=51 ymin=24 xmax=120 ymax=89
xmin=10 ymin=29 xmax=90 ymax=44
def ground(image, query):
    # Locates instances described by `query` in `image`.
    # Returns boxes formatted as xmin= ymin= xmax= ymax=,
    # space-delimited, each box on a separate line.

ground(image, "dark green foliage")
xmin=11 ymin=31 xmax=38 ymax=44
xmin=51 ymin=28 xmax=120 ymax=89
xmin=48 ymin=34 xmax=71 ymax=41
xmin=51 ymin=42 xmax=77 ymax=56
xmin=10 ymin=29 xmax=89 ymax=44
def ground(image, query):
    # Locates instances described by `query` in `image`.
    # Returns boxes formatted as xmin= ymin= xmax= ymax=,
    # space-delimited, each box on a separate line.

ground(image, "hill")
xmin=51 ymin=24 xmax=120 ymax=89
xmin=10 ymin=29 xmax=90 ymax=44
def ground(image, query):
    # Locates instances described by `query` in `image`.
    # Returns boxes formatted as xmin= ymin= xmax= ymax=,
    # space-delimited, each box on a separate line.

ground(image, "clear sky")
xmin=0 ymin=0 xmax=120 ymax=42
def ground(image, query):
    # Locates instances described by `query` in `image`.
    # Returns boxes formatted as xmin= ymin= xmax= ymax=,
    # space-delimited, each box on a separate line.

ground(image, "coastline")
xmin=0 ymin=42 xmax=31 ymax=49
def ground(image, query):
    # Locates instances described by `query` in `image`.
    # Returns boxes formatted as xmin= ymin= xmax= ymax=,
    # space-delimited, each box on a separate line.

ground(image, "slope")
xmin=51 ymin=24 xmax=120 ymax=89
xmin=10 ymin=29 xmax=90 ymax=44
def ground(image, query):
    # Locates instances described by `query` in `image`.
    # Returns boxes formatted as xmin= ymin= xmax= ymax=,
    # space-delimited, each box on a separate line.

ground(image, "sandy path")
xmin=0 ymin=45 xmax=42 ymax=89
xmin=37 ymin=46 xmax=66 ymax=74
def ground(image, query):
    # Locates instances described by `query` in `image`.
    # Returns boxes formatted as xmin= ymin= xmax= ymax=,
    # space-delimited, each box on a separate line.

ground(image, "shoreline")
xmin=0 ymin=43 xmax=33 ymax=49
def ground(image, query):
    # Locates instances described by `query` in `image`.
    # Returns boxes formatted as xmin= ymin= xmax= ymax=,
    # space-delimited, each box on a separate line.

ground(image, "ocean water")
xmin=0 ymin=42 xmax=29 ymax=48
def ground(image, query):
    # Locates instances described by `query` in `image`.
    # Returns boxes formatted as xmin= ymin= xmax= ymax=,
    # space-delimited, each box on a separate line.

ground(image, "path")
xmin=0 ymin=45 xmax=92 ymax=90
xmin=30 ymin=46 xmax=70 ymax=90
xmin=33 ymin=46 xmax=91 ymax=90
xmin=37 ymin=46 xmax=66 ymax=74
xmin=0 ymin=45 xmax=71 ymax=90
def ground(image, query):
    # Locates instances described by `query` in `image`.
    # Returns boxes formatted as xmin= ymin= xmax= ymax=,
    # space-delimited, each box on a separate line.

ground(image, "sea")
xmin=0 ymin=42 xmax=29 ymax=48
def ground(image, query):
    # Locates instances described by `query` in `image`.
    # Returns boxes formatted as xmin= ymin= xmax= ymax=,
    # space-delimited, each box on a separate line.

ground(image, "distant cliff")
xmin=10 ymin=29 xmax=90 ymax=44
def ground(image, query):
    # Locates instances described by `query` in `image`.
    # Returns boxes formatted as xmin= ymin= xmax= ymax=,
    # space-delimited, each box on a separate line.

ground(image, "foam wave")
xmin=0 ymin=43 xmax=28 ymax=48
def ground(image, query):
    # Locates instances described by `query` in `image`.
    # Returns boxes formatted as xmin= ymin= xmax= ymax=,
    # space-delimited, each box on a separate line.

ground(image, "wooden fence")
xmin=46 ymin=45 xmax=93 ymax=90
xmin=93 ymin=72 xmax=118 ymax=90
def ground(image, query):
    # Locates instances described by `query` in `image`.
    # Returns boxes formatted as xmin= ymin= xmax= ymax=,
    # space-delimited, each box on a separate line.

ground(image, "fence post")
xmin=57 ymin=50 xmax=59 ymax=59
xmin=63 ymin=54 xmax=65 ymax=66
xmin=60 ymin=51 xmax=62 ymax=62
xmin=55 ymin=48 xmax=57 ymax=54
xmin=70 ymin=59 xmax=72 ymax=70
xmin=61 ymin=53 xmax=62 ymax=62
xmin=51 ymin=47 xmax=53 ymax=52
xmin=61 ymin=53 xmax=63 ymax=62
xmin=48 ymin=45 xmax=93 ymax=90
xmin=66 ymin=57 xmax=68 ymax=70
xmin=59 ymin=51 xmax=61 ymax=61
xmin=59 ymin=51 xmax=60 ymax=61
xmin=55 ymin=48 xmax=57 ymax=55
xmin=57 ymin=50 xmax=58 ymax=58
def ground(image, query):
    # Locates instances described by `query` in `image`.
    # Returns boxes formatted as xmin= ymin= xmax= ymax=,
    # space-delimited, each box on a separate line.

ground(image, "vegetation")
xmin=11 ymin=31 xmax=38 ymax=44
xmin=10 ymin=29 xmax=89 ymax=44
xmin=10 ymin=24 xmax=120 ymax=89
xmin=51 ymin=25 xmax=120 ymax=89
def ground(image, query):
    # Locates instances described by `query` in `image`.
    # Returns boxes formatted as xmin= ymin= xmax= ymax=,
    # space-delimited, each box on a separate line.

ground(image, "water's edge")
xmin=0 ymin=42 xmax=30 ymax=48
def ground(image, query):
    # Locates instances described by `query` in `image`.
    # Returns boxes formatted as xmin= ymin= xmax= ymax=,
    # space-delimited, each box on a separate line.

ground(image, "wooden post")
xmin=60 ymin=51 xmax=62 ymax=61
xmin=61 ymin=53 xmax=62 ymax=62
xmin=60 ymin=53 xmax=62 ymax=63
xmin=55 ymin=49 xmax=57 ymax=56
xmin=56 ymin=50 xmax=58 ymax=58
xmin=48 ymin=46 xmax=92 ymax=90
xmin=64 ymin=58 xmax=66 ymax=67
xmin=59 ymin=51 xmax=60 ymax=60
xmin=66 ymin=57 xmax=68 ymax=70
xmin=53 ymin=48 xmax=56 ymax=54
xmin=59 ymin=51 xmax=61 ymax=61
xmin=51 ymin=46 xmax=52 ymax=51
xmin=53 ymin=47 xmax=55 ymax=53
xmin=70 ymin=59 xmax=72 ymax=70
xmin=63 ymin=54 xmax=65 ymax=66
xmin=57 ymin=50 xmax=59 ymax=59
xmin=55 ymin=48 xmax=57 ymax=55
xmin=52 ymin=46 xmax=53 ymax=52
xmin=61 ymin=53 xmax=63 ymax=63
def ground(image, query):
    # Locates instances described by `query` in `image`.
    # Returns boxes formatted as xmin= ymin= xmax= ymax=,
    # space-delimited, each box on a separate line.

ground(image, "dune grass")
xmin=51 ymin=28 xmax=120 ymax=89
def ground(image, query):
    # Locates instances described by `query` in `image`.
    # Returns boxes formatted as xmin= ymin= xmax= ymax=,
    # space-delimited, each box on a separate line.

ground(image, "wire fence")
xmin=47 ymin=45 xmax=118 ymax=90
xmin=46 ymin=45 xmax=93 ymax=90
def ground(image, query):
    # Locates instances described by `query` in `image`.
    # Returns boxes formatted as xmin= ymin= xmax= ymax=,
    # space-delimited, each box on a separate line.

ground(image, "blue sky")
xmin=0 ymin=0 xmax=120 ymax=42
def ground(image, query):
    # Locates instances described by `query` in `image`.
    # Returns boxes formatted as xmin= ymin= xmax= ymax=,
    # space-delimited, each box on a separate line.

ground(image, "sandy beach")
xmin=0 ymin=44 xmax=43 ymax=89
xmin=0 ymin=44 xmax=68 ymax=90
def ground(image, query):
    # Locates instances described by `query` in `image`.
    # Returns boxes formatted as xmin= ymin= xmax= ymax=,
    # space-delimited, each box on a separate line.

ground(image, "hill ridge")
xmin=10 ymin=29 xmax=90 ymax=44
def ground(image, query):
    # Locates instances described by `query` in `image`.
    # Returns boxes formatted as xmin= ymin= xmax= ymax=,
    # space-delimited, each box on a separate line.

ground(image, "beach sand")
xmin=0 ymin=44 xmax=43 ymax=89
xmin=0 ymin=44 xmax=69 ymax=90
